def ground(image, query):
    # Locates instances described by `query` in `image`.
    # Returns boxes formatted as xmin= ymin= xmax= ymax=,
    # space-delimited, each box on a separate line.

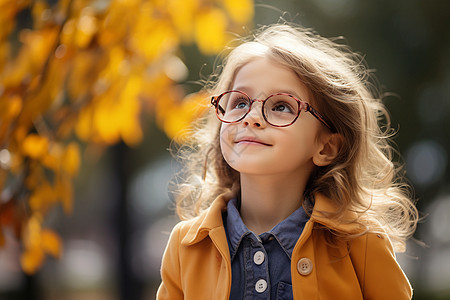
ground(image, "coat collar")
xmin=181 ymin=191 xmax=233 ymax=246
xmin=310 ymin=193 xmax=367 ymax=234
xmin=181 ymin=192 xmax=366 ymax=246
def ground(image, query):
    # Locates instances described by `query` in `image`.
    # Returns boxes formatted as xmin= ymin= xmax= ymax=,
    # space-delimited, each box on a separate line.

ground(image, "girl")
xmin=157 ymin=23 xmax=418 ymax=299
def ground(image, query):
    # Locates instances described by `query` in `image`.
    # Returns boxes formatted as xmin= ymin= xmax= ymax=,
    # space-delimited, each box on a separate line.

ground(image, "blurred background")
xmin=0 ymin=0 xmax=449 ymax=299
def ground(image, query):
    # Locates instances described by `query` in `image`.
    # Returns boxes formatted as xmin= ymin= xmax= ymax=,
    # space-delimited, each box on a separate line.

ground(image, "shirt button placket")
xmin=252 ymin=235 xmax=269 ymax=299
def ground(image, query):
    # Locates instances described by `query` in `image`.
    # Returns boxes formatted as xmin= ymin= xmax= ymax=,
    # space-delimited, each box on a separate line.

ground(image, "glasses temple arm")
xmin=211 ymin=96 xmax=225 ymax=115
xmin=305 ymin=104 xmax=335 ymax=132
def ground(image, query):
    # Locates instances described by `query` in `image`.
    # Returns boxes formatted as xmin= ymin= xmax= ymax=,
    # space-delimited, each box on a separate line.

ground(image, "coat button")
xmin=255 ymin=279 xmax=267 ymax=293
xmin=297 ymin=257 xmax=313 ymax=276
xmin=253 ymin=251 xmax=265 ymax=265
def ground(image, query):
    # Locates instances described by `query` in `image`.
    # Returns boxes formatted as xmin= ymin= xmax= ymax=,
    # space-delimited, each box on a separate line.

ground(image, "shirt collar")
xmin=269 ymin=204 xmax=309 ymax=257
xmin=226 ymin=198 xmax=310 ymax=260
xmin=226 ymin=198 xmax=252 ymax=260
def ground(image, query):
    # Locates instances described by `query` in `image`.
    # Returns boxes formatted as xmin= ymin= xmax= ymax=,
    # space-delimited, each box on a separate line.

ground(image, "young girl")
xmin=157 ymin=23 xmax=418 ymax=299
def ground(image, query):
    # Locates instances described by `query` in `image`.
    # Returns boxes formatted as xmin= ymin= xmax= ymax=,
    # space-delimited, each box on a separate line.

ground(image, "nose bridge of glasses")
xmin=245 ymin=98 xmax=266 ymax=119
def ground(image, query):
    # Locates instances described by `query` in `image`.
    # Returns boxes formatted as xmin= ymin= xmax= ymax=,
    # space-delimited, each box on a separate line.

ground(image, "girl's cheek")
xmin=219 ymin=125 xmax=228 ymax=154
xmin=219 ymin=124 xmax=235 ymax=163
xmin=220 ymin=124 xmax=235 ymax=143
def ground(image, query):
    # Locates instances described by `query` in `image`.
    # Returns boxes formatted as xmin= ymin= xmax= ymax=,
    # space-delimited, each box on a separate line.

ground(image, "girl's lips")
xmin=235 ymin=137 xmax=271 ymax=146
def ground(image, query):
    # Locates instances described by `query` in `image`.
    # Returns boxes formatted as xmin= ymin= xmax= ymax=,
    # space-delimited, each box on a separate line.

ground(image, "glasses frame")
xmin=211 ymin=90 xmax=334 ymax=131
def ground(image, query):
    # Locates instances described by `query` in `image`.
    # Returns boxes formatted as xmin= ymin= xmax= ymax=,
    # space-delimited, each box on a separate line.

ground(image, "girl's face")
xmin=220 ymin=57 xmax=327 ymax=179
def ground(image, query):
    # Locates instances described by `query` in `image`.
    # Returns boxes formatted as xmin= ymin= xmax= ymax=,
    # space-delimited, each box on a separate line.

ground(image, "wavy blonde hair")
xmin=172 ymin=23 xmax=418 ymax=252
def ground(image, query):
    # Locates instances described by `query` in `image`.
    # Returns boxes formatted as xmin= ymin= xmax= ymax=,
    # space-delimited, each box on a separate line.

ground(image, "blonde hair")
xmin=172 ymin=23 xmax=418 ymax=252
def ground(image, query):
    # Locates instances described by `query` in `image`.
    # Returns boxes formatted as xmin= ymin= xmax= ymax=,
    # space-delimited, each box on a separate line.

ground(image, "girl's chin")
xmin=226 ymin=161 xmax=274 ymax=175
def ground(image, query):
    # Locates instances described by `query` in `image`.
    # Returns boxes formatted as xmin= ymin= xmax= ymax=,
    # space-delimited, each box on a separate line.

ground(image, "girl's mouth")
xmin=235 ymin=137 xmax=272 ymax=146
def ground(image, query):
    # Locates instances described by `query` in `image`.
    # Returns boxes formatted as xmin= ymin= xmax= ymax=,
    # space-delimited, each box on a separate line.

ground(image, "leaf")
xmin=28 ymin=182 xmax=56 ymax=213
xmin=75 ymin=106 xmax=94 ymax=142
xmin=168 ymin=0 xmax=197 ymax=42
xmin=160 ymin=92 xmax=209 ymax=142
xmin=194 ymin=8 xmax=228 ymax=55
xmin=20 ymin=247 xmax=45 ymax=275
xmin=25 ymin=162 xmax=45 ymax=189
xmin=42 ymin=142 xmax=64 ymax=171
xmin=223 ymin=0 xmax=254 ymax=24
xmin=118 ymin=76 xmax=143 ymax=146
xmin=41 ymin=229 xmax=62 ymax=258
xmin=93 ymin=97 xmax=121 ymax=144
xmin=3 ymin=95 xmax=22 ymax=119
xmin=74 ymin=10 xmax=98 ymax=48
xmin=55 ymin=175 xmax=73 ymax=214
xmin=22 ymin=134 xmax=49 ymax=159
xmin=131 ymin=18 xmax=179 ymax=62
xmin=62 ymin=142 xmax=80 ymax=176
xmin=23 ymin=215 xmax=42 ymax=250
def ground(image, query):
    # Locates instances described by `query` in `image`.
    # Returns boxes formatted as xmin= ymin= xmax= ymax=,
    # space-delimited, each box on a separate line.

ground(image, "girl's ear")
xmin=313 ymin=133 xmax=343 ymax=167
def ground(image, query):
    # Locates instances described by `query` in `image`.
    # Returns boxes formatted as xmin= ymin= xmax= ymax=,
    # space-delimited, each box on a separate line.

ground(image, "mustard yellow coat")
xmin=157 ymin=193 xmax=412 ymax=299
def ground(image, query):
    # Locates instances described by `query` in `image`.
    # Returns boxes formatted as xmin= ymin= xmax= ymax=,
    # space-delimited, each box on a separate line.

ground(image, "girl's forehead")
xmin=231 ymin=57 xmax=312 ymax=100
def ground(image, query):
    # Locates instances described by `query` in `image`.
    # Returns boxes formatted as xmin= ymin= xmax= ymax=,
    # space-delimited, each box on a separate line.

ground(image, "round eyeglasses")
xmin=211 ymin=90 xmax=334 ymax=130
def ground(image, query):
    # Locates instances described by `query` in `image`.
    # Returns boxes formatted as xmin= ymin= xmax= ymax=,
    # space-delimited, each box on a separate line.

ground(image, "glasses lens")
xmin=217 ymin=91 xmax=251 ymax=122
xmin=264 ymin=94 xmax=300 ymax=126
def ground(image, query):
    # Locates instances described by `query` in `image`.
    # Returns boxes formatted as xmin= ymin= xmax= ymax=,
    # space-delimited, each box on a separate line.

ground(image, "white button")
xmin=255 ymin=279 xmax=267 ymax=293
xmin=253 ymin=251 xmax=265 ymax=265
xmin=297 ymin=257 xmax=313 ymax=276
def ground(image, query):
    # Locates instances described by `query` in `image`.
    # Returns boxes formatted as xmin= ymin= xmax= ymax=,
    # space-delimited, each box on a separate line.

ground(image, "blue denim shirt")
xmin=223 ymin=198 xmax=309 ymax=300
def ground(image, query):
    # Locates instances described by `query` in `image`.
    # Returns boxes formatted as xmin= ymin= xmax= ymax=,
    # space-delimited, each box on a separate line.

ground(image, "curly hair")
xmin=171 ymin=23 xmax=418 ymax=252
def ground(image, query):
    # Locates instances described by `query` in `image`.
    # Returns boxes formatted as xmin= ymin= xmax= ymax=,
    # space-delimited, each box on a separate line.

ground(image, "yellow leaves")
xmin=75 ymin=74 xmax=143 ymax=146
xmin=130 ymin=6 xmax=179 ymax=62
xmin=22 ymin=134 xmax=49 ymax=159
xmin=40 ymin=141 xmax=80 ymax=178
xmin=76 ymin=96 xmax=143 ymax=146
xmin=0 ymin=95 xmax=22 ymax=120
xmin=67 ymin=51 xmax=104 ymax=100
xmin=75 ymin=8 xmax=98 ymax=48
xmin=1 ymin=0 xmax=254 ymax=276
xmin=41 ymin=229 xmax=62 ymax=258
xmin=21 ymin=27 xmax=58 ymax=71
xmin=168 ymin=0 xmax=198 ymax=42
xmin=21 ymin=138 xmax=78 ymax=216
xmin=29 ymin=182 xmax=56 ymax=212
xmin=62 ymin=142 xmax=80 ymax=176
xmin=0 ymin=95 xmax=22 ymax=142
xmin=61 ymin=8 xmax=99 ymax=49
xmin=195 ymin=8 xmax=228 ymax=55
xmin=21 ymin=246 xmax=45 ymax=275
xmin=0 ymin=0 xmax=30 ymax=41
xmin=26 ymin=156 xmax=76 ymax=215
xmin=157 ymin=91 xmax=210 ymax=142
xmin=21 ymin=215 xmax=62 ymax=275
xmin=223 ymin=0 xmax=254 ymax=25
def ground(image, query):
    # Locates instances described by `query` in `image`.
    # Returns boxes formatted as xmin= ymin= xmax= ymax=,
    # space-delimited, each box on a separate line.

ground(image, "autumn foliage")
xmin=0 ymin=0 xmax=253 ymax=274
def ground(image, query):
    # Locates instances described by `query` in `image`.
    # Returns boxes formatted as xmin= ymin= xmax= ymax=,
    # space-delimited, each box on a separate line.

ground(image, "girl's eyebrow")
xmin=232 ymin=86 xmax=305 ymax=101
xmin=278 ymin=89 xmax=305 ymax=100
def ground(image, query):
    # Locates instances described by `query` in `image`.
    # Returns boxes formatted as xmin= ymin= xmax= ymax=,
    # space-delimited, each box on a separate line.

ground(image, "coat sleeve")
xmin=156 ymin=222 xmax=184 ymax=300
xmin=350 ymin=232 xmax=413 ymax=300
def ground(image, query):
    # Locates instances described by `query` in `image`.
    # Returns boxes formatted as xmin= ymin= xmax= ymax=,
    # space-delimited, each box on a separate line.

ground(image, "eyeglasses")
xmin=211 ymin=90 xmax=334 ymax=130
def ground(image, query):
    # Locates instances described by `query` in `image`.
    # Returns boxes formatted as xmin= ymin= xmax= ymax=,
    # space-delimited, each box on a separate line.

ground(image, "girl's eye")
xmin=272 ymin=102 xmax=293 ymax=113
xmin=231 ymin=97 xmax=250 ymax=109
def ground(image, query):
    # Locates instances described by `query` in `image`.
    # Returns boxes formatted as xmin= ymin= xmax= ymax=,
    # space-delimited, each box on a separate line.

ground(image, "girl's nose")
xmin=242 ymin=102 xmax=266 ymax=128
